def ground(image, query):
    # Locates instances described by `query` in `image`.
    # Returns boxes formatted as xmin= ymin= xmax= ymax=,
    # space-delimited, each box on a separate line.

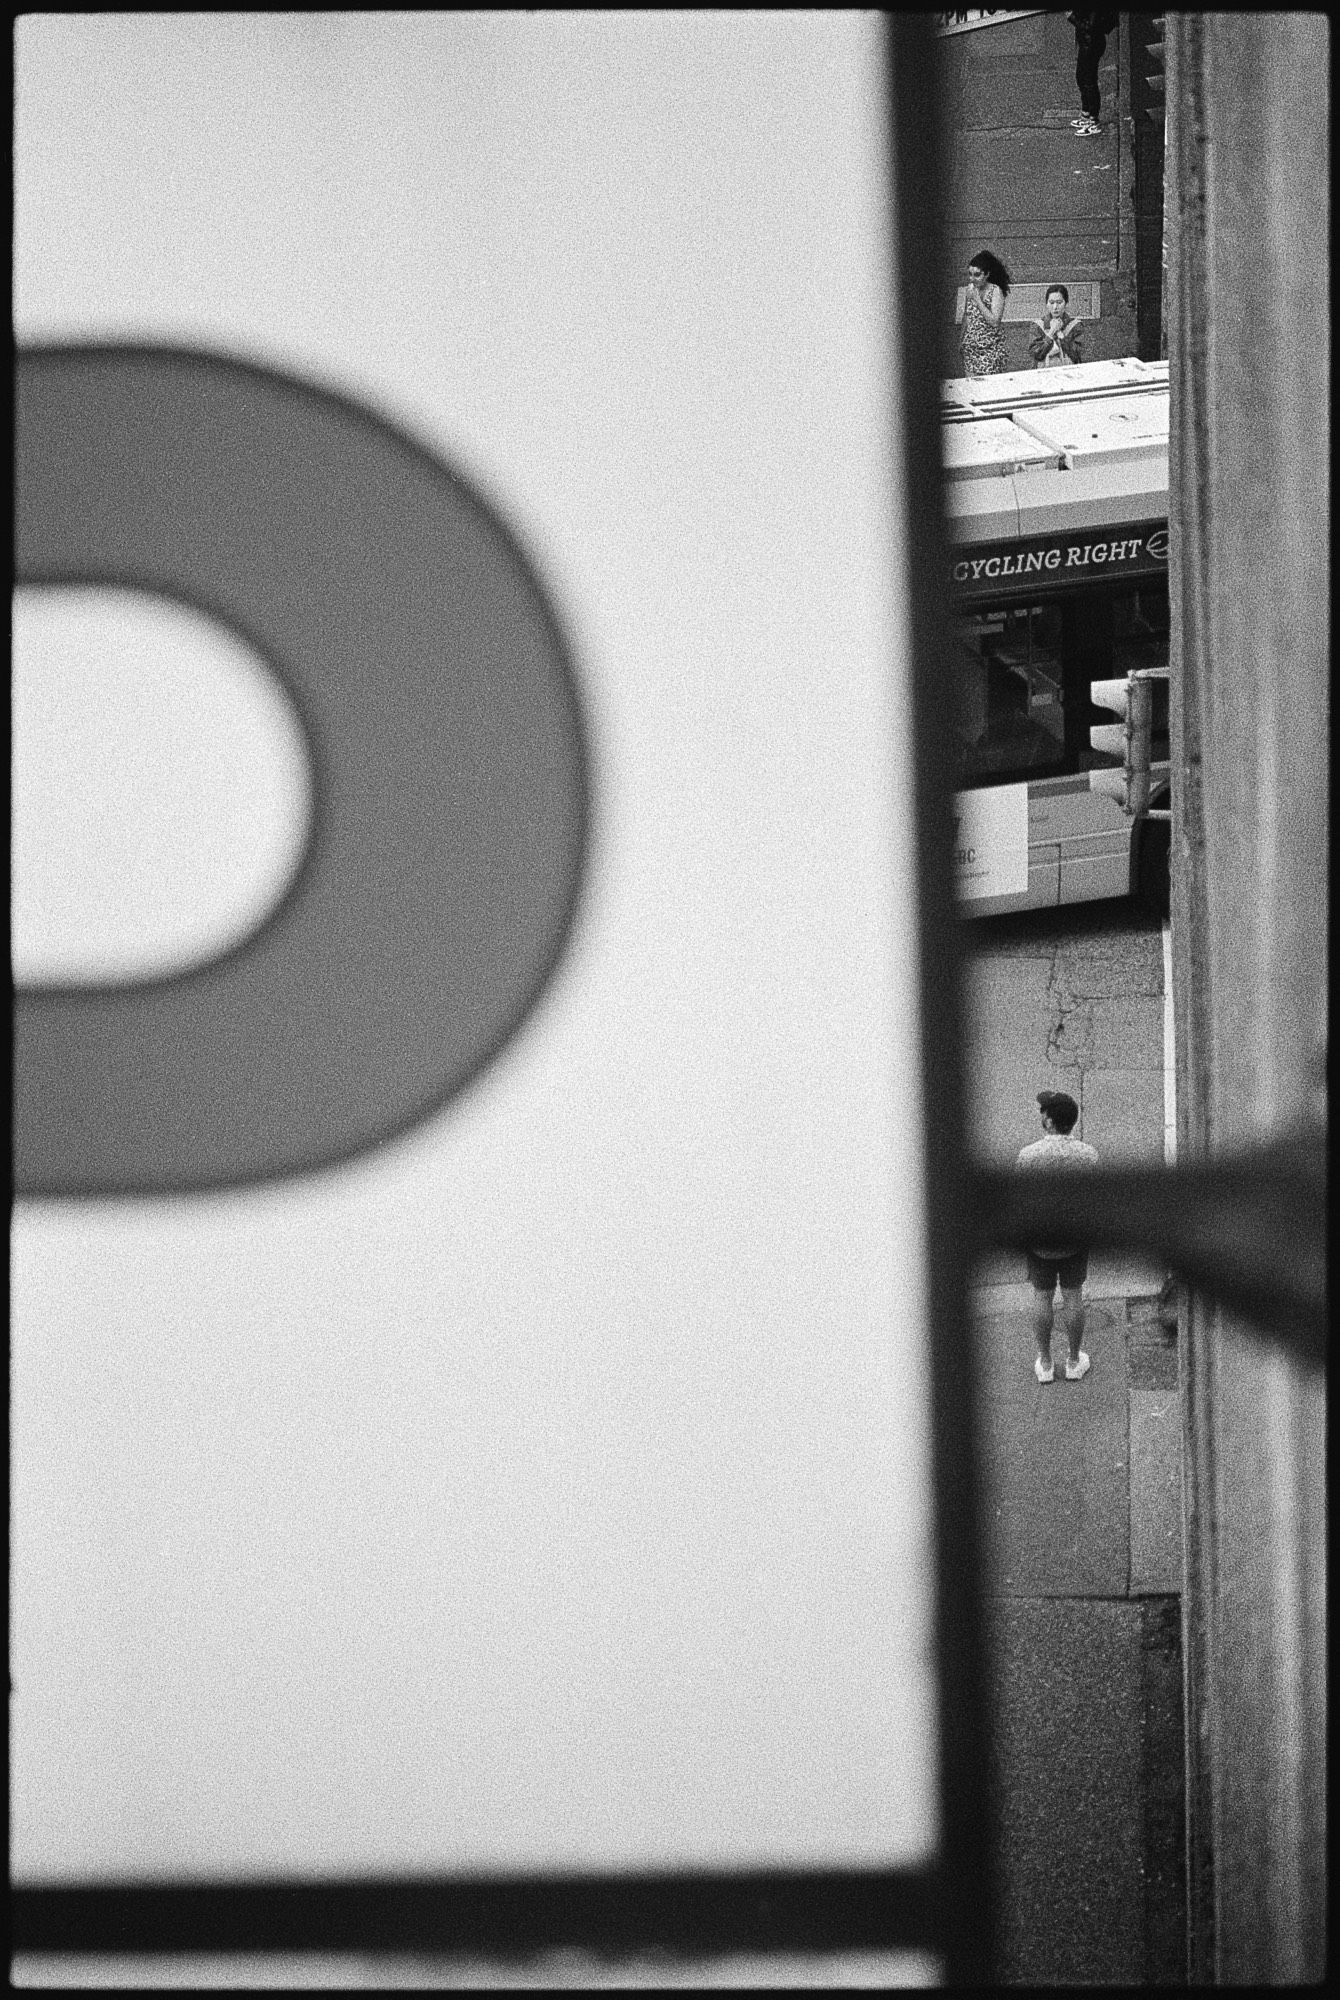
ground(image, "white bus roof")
xmin=942 ymin=359 xmax=1168 ymax=541
xmin=1010 ymin=390 xmax=1168 ymax=466
xmin=942 ymin=415 xmax=1059 ymax=479
xmin=941 ymin=356 xmax=1168 ymax=418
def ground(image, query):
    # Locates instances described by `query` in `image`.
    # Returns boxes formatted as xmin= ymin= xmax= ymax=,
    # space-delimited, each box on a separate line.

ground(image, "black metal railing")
xmin=973 ymin=1122 xmax=1327 ymax=1368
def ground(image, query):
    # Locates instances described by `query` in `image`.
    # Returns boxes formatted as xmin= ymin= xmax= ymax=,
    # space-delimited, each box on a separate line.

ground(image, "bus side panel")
xmin=960 ymin=850 xmax=1059 ymax=919
xmin=1058 ymin=834 xmax=1136 ymax=906
xmin=1044 ymin=787 xmax=1137 ymax=907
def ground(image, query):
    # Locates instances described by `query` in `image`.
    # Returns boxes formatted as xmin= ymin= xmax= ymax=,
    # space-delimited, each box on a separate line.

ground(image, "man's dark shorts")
xmin=1026 ymin=1248 xmax=1089 ymax=1291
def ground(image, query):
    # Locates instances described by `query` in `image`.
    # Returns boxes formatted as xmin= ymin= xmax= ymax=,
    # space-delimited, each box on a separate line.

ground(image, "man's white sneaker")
xmin=1074 ymin=119 xmax=1101 ymax=137
xmin=1035 ymin=1356 xmax=1056 ymax=1384
xmin=1065 ymin=1352 xmax=1092 ymax=1381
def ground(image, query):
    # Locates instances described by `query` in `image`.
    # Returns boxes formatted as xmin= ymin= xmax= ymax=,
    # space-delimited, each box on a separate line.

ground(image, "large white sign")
xmin=953 ymin=782 xmax=1031 ymax=899
xmin=13 ymin=15 xmax=938 ymax=1892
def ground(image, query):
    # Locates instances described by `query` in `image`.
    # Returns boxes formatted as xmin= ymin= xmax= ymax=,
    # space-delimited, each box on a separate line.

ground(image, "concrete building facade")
xmin=1166 ymin=12 xmax=1329 ymax=1983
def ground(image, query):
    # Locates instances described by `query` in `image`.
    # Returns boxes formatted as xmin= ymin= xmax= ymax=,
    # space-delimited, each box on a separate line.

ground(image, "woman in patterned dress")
xmin=961 ymin=249 xmax=1011 ymax=378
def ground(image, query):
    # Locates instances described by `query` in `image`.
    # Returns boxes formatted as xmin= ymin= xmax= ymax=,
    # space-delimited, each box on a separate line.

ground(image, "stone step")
xmin=956 ymin=279 xmax=1104 ymax=323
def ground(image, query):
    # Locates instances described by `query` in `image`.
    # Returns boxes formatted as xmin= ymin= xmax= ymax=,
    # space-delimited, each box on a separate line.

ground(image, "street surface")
xmin=939 ymin=18 xmax=1181 ymax=1970
xmin=963 ymin=896 xmax=1185 ymax=1985
xmin=938 ymin=10 xmax=1135 ymax=378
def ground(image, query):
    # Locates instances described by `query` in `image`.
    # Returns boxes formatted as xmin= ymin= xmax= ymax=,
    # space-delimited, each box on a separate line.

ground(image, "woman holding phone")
xmin=961 ymin=249 xmax=1011 ymax=378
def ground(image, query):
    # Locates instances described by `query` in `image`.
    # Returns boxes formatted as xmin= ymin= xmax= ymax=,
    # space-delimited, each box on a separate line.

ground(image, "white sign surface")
xmin=953 ymin=783 xmax=1031 ymax=899
xmin=13 ymin=14 xmax=938 ymax=1884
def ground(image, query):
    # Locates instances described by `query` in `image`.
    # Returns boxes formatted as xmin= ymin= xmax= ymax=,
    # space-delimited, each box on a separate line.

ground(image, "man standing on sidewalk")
xmin=1068 ymin=9 xmax=1119 ymax=137
xmin=1017 ymin=1090 xmax=1100 ymax=1383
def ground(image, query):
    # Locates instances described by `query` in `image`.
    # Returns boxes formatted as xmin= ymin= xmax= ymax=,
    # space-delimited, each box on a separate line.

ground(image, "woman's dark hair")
xmin=1046 ymin=282 xmax=1070 ymax=305
xmin=969 ymin=249 xmax=1012 ymax=296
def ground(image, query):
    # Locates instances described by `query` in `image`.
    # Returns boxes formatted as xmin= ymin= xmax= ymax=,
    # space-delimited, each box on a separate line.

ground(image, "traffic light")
xmin=1088 ymin=669 xmax=1168 ymax=815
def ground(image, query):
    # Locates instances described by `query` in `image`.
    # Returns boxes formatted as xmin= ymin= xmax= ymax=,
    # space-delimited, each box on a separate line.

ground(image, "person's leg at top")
xmin=1073 ymin=26 xmax=1106 ymax=135
xmin=1060 ymin=1282 xmax=1090 ymax=1379
xmin=1027 ymin=1254 xmax=1058 ymax=1381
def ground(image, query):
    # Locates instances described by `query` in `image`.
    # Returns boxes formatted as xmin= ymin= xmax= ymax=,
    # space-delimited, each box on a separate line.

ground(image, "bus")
xmin=943 ymin=357 xmax=1171 ymax=917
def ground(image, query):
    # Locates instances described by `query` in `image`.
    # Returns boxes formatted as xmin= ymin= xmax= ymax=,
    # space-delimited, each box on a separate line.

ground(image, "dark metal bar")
xmin=972 ymin=1127 xmax=1327 ymax=1366
xmin=885 ymin=13 xmax=996 ymax=1989
xmin=12 ymin=1867 xmax=941 ymax=1962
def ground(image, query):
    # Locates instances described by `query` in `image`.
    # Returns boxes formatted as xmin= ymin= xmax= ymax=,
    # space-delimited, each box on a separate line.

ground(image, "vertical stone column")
xmin=1167 ymin=11 xmax=1329 ymax=1985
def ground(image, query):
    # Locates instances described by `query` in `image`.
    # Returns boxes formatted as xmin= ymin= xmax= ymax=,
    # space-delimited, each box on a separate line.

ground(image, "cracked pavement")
xmin=963 ymin=906 xmax=1166 ymax=1172
xmin=962 ymin=900 xmax=1184 ymax=1987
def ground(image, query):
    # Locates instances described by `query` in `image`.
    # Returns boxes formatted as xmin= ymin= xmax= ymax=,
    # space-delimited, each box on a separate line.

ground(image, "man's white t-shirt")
xmin=1015 ymin=1131 xmax=1100 ymax=1259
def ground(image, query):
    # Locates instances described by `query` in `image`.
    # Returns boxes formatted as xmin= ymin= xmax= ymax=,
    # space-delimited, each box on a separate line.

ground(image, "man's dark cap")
xmin=1038 ymin=1089 xmax=1080 ymax=1130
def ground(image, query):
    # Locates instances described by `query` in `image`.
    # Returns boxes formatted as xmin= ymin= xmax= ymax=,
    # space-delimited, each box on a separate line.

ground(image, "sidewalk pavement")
xmin=975 ymin=1291 xmax=1181 ymax=1601
xmin=973 ymin=1289 xmax=1185 ymax=1984
xmin=938 ymin=10 xmax=1137 ymax=377
xmin=963 ymin=924 xmax=1167 ymax=1174
xmin=960 ymin=894 xmax=1181 ymax=1975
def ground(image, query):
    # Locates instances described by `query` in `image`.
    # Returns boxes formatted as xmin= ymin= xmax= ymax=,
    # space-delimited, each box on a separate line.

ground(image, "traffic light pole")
xmin=1089 ymin=664 xmax=1170 ymax=819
